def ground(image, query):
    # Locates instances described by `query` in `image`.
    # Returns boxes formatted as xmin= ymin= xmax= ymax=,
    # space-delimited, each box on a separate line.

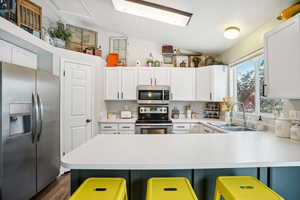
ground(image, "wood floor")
xmin=32 ymin=173 xmax=70 ymax=200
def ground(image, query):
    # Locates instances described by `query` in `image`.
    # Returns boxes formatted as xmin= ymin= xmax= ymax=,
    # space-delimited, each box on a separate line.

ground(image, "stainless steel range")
xmin=136 ymin=86 xmax=173 ymax=134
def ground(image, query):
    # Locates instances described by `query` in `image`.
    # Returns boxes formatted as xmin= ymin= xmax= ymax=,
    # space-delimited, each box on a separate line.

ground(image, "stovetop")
xmin=135 ymin=120 xmax=173 ymax=124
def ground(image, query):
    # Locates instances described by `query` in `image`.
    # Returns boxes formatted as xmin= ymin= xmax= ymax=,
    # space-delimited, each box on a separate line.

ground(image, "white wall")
xmin=221 ymin=19 xmax=282 ymax=64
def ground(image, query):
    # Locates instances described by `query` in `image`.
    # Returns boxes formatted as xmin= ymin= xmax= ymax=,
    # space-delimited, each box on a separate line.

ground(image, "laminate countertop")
xmin=62 ymin=133 xmax=300 ymax=170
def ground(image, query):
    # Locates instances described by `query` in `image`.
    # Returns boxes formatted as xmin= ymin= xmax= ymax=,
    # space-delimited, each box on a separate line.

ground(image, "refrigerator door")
xmin=1 ymin=63 xmax=37 ymax=200
xmin=36 ymin=70 xmax=60 ymax=192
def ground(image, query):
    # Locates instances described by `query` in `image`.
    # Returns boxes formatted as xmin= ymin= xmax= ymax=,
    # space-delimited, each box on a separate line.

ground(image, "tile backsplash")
xmin=104 ymin=101 xmax=207 ymax=119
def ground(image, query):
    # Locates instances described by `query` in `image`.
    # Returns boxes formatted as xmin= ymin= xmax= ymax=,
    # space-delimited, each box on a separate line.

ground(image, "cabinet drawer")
xmin=100 ymin=124 xmax=118 ymax=131
xmin=173 ymin=124 xmax=190 ymax=131
xmin=119 ymin=131 xmax=135 ymax=134
xmin=118 ymin=123 xmax=135 ymax=131
xmin=100 ymin=131 xmax=119 ymax=134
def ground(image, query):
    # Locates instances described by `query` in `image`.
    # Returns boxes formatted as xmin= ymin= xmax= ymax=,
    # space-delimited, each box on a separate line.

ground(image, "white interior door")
xmin=64 ymin=60 xmax=94 ymax=153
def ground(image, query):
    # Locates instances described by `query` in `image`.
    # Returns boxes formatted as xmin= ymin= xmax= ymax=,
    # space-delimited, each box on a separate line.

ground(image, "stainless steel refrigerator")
xmin=0 ymin=62 xmax=60 ymax=200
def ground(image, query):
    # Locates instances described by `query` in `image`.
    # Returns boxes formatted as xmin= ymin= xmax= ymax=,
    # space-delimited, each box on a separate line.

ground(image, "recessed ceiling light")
xmin=224 ymin=26 xmax=240 ymax=39
xmin=112 ymin=0 xmax=193 ymax=27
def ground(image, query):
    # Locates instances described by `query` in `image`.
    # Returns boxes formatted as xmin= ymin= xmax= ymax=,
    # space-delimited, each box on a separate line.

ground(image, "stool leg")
xmin=214 ymin=189 xmax=221 ymax=200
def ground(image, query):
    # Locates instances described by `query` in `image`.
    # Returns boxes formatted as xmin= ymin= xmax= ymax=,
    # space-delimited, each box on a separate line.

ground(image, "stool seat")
xmin=214 ymin=176 xmax=284 ymax=200
xmin=70 ymin=178 xmax=127 ymax=200
xmin=146 ymin=177 xmax=198 ymax=200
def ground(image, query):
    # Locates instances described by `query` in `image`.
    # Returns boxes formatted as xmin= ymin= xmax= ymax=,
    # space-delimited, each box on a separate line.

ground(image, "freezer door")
xmin=1 ymin=63 xmax=37 ymax=200
xmin=36 ymin=70 xmax=60 ymax=192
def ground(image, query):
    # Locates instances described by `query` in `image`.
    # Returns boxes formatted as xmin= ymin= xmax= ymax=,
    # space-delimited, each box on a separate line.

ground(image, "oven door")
xmin=136 ymin=124 xmax=173 ymax=134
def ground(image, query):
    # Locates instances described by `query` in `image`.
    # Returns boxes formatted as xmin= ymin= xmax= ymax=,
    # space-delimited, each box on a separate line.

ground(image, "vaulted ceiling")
xmin=44 ymin=0 xmax=295 ymax=54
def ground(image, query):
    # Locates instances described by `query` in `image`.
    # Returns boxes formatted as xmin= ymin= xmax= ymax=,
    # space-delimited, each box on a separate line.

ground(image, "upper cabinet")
xmin=105 ymin=66 xmax=228 ymax=102
xmin=0 ymin=40 xmax=37 ymax=69
xmin=196 ymin=65 xmax=228 ymax=102
xmin=171 ymin=68 xmax=195 ymax=101
xmin=138 ymin=67 xmax=170 ymax=86
xmin=264 ymin=14 xmax=300 ymax=99
xmin=105 ymin=68 xmax=137 ymax=100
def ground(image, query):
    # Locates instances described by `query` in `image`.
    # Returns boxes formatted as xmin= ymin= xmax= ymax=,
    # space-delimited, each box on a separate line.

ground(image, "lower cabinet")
xmin=99 ymin=122 xmax=135 ymax=134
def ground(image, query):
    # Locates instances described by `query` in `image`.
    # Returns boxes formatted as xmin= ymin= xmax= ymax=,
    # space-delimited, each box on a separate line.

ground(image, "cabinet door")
xmin=196 ymin=67 xmax=211 ymax=101
xmin=265 ymin=17 xmax=300 ymax=98
xmin=211 ymin=65 xmax=228 ymax=101
xmin=138 ymin=68 xmax=153 ymax=85
xmin=0 ymin=40 xmax=12 ymax=63
xmin=171 ymin=68 xmax=195 ymax=101
xmin=121 ymin=68 xmax=137 ymax=100
xmin=153 ymin=68 xmax=170 ymax=85
xmin=105 ymin=68 xmax=121 ymax=100
xmin=11 ymin=46 xmax=37 ymax=69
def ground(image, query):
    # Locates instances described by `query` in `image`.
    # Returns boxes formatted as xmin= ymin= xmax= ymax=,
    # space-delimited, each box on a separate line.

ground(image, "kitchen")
xmin=1 ymin=0 xmax=300 ymax=200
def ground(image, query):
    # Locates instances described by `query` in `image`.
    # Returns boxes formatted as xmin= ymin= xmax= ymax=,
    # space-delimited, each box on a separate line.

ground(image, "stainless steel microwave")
xmin=137 ymin=85 xmax=170 ymax=104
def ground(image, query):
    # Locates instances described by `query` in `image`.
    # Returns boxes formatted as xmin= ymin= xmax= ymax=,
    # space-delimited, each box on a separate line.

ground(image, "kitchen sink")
xmin=207 ymin=122 xmax=256 ymax=132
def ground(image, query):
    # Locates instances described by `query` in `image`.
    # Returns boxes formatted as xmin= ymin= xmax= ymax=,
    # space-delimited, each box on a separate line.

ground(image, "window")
xmin=232 ymin=53 xmax=282 ymax=115
xmin=109 ymin=37 xmax=127 ymax=66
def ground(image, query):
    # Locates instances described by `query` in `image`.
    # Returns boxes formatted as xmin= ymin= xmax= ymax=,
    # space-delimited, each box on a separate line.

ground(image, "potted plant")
xmin=49 ymin=23 xmax=71 ymax=48
xmin=192 ymin=56 xmax=201 ymax=67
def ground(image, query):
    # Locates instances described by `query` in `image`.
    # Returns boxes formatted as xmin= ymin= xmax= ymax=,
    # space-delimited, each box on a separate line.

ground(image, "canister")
xmin=275 ymin=118 xmax=291 ymax=138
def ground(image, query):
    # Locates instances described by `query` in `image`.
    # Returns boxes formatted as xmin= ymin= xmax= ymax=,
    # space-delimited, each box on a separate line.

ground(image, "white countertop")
xmin=62 ymin=133 xmax=300 ymax=170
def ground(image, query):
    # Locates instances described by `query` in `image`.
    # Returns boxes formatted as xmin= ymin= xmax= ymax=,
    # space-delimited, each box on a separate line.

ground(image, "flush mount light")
xmin=112 ymin=0 xmax=193 ymax=27
xmin=224 ymin=26 xmax=240 ymax=39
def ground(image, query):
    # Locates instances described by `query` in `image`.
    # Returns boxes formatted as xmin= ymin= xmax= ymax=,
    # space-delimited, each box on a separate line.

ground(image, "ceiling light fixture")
xmin=224 ymin=26 xmax=240 ymax=39
xmin=112 ymin=0 xmax=193 ymax=27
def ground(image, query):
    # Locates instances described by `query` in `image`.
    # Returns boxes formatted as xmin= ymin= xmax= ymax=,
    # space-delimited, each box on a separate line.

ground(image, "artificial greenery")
xmin=49 ymin=23 xmax=71 ymax=42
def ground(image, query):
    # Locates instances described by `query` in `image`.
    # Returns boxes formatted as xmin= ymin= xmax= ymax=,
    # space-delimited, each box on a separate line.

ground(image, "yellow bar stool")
xmin=214 ymin=176 xmax=284 ymax=200
xmin=146 ymin=177 xmax=198 ymax=200
xmin=70 ymin=178 xmax=128 ymax=200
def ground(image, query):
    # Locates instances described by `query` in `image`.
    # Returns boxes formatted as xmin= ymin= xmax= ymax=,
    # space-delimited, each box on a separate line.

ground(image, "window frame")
xmin=230 ymin=49 xmax=275 ymax=118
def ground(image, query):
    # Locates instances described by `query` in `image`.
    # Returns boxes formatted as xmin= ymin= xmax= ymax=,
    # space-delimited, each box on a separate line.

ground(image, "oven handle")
xmin=135 ymin=123 xmax=173 ymax=126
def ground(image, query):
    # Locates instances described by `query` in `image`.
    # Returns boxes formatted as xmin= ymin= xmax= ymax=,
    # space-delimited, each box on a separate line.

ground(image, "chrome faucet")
xmin=230 ymin=103 xmax=247 ymax=128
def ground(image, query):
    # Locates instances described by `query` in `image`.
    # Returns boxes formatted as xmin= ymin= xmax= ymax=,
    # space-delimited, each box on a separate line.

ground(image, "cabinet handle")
xmin=177 ymin=126 xmax=185 ymax=128
xmin=150 ymin=78 xmax=153 ymax=85
xmin=210 ymin=92 xmax=212 ymax=100
xmin=262 ymin=84 xmax=267 ymax=97
xmin=104 ymin=126 xmax=112 ymax=128
xmin=117 ymin=92 xmax=120 ymax=99
xmin=121 ymin=92 xmax=124 ymax=99
xmin=155 ymin=78 xmax=157 ymax=85
xmin=122 ymin=126 xmax=130 ymax=128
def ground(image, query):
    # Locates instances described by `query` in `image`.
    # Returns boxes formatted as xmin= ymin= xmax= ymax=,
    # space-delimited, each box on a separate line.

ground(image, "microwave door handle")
xmin=37 ymin=93 xmax=43 ymax=141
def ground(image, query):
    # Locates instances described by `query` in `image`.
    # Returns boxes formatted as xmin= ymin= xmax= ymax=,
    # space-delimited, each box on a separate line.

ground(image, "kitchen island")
xmin=62 ymin=133 xmax=300 ymax=200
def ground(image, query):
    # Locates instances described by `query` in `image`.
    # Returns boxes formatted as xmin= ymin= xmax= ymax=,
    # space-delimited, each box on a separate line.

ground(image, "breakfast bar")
xmin=62 ymin=133 xmax=300 ymax=200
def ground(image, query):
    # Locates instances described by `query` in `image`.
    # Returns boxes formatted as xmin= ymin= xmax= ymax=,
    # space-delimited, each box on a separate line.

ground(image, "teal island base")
xmin=70 ymin=167 xmax=300 ymax=200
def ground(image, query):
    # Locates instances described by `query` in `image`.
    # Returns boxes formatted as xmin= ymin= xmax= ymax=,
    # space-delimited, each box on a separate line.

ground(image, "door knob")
xmin=86 ymin=119 xmax=92 ymax=123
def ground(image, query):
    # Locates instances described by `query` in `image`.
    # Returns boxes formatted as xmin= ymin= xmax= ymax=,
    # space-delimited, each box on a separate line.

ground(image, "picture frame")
xmin=163 ymin=55 xmax=173 ymax=64
xmin=174 ymin=55 xmax=189 ymax=67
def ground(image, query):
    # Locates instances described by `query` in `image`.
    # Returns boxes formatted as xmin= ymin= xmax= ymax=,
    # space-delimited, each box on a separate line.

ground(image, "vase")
xmin=52 ymin=38 xmax=66 ymax=48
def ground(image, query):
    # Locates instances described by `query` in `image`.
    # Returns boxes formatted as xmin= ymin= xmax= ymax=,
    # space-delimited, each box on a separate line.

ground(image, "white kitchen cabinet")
xmin=11 ymin=45 xmax=37 ymax=69
xmin=171 ymin=68 xmax=195 ymax=101
xmin=105 ymin=68 xmax=137 ymax=100
xmin=138 ymin=67 xmax=153 ymax=85
xmin=0 ymin=40 xmax=37 ymax=69
xmin=0 ymin=40 xmax=12 ymax=63
xmin=121 ymin=68 xmax=138 ymax=100
xmin=264 ymin=14 xmax=300 ymax=99
xmin=196 ymin=67 xmax=211 ymax=101
xmin=99 ymin=122 xmax=135 ymax=134
xmin=138 ymin=67 xmax=170 ymax=86
xmin=105 ymin=68 xmax=121 ymax=100
xmin=196 ymin=65 xmax=228 ymax=102
xmin=153 ymin=68 xmax=170 ymax=85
